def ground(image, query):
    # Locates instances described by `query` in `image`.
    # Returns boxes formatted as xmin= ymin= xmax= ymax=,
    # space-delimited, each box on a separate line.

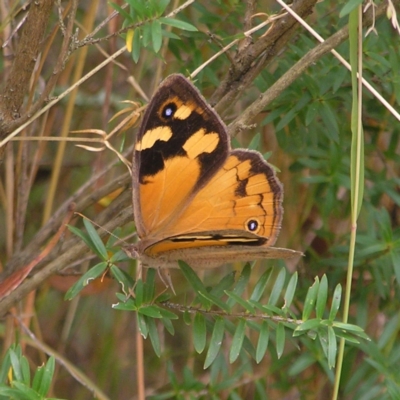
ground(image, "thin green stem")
xmin=332 ymin=5 xmax=364 ymax=399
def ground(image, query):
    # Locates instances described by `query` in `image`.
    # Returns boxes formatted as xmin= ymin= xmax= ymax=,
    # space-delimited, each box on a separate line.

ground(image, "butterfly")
xmin=131 ymin=74 xmax=301 ymax=269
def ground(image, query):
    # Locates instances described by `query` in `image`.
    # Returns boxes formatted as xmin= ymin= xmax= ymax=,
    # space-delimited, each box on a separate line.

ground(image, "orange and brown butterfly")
xmin=131 ymin=74 xmax=301 ymax=269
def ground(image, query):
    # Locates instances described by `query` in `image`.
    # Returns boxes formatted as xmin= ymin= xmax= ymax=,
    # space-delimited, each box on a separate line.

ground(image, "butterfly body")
xmin=132 ymin=74 xmax=301 ymax=269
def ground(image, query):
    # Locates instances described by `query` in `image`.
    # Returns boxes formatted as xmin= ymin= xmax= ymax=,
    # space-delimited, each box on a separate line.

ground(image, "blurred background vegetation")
xmin=0 ymin=0 xmax=400 ymax=399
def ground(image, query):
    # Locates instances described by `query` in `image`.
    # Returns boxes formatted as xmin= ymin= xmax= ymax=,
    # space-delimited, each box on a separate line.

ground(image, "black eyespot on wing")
xmin=247 ymin=219 xmax=259 ymax=232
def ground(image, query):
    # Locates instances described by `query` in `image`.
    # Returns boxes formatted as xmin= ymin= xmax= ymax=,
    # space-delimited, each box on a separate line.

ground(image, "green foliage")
xmin=0 ymin=346 xmax=61 ymax=400
xmin=1 ymin=0 xmax=400 ymax=398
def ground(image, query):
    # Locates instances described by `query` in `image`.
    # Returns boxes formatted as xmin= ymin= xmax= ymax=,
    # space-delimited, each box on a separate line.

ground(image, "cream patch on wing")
xmin=174 ymin=104 xmax=193 ymax=120
xmin=183 ymin=129 xmax=219 ymax=159
xmin=135 ymin=126 xmax=173 ymax=150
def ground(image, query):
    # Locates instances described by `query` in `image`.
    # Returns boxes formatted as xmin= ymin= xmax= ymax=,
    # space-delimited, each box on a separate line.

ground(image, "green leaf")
xmin=7 ymin=382 xmax=41 ymax=400
xmin=319 ymin=102 xmax=339 ymax=142
xmin=349 ymin=8 xmax=364 ymax=218
xmin=132 ymin=27 xmax=142 ymax=63
xmin=110 ymin=265 xmax=135 ymax=296
xmin=179 ymin=261 xmax=211 ymax=309
xmin=109 ymin=2 xmax=132 ymax=20
xmin=276 ymin=322 xmax=285 ymax=359
xmin=295 ymin=319 xmax=321 ymax=334
xmin=268 ymin=267 xmax=286 ymax=306
xmin=135 ymin=279 xmax=144 ymax=308
xmin=210 ymin=271 xmax=236 ymax=298
xmin=193 ymin=313 xmax=207 ymax=354
xmin=139 ymin=305 xmax=163 ymax=318
xmin=329 ymin=284 xmax=342 ymax=321
xmin=283 ymin=272 xmax=298 ymax=309
xmin=32 ymin=357 xmax=54 ymax=396
xmin=248 ymin=133 xmax=261 ymax=150
xmin=327 ymin=326 xmax=337 ymax=368
xmin=204 ymin=318 xmax=225 ymax=369
xmin=226 ymin=264 xmax=251 ymax=308
xmin=229 ymin=319 xmax=246 ymax=363
xmin=144 ymin=268 xmax=156 ymax=303
xmin=147 ymin=317 xmax=161 ymax=357
xmin=112 ymin=296 xmax=136 ymax=311
xmin=137 ymin=312 xmax=148 ymax=338
xmin=83 ymin=218 xmax=108 ymax=259
xmin=339 ymin=0 xmax=364 ymax=18
xmin=316 ymin=274 xmax=328 ymax=320
xmin=10 ymin=349 xmax=23 ymax=381
xmin=225 ymin=291 xmax=255 ymax=313
xmin=256 ymin=321 xmax=269 ymax=363
xmin=302 ymin=277 xmax=319 ymax=321
xmin=151 ymin=20 xmax=162 ymax=53
xmin=250 ymin=268 xmax=272 ymax=302
xmin=159 ymin=17 xmax=198 ymax=31
xmin=64 ymin=262 xmax=108 ymax=300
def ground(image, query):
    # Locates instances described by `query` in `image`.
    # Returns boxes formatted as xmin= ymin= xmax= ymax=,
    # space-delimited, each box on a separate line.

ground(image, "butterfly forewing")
xmin=133 ymin=74 xmax=229 ymax=239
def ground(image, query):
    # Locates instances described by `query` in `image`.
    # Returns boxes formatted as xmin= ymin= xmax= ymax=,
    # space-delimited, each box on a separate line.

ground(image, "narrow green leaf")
xmin=198 ymin=290 xmax=230 ymax=313
xmin=112 ymin=296 xmax=136 ymax=311
xmin=193 ymin=313 xmax=207 ymax=353
xmin=9 ymin=350 xmax=22 ymax=381
xmin=391 ymin=249 xmax=400 ymax=283
xmin=302 ymin=277 xmax=320 ymax=320
xmin=332 ymin=321 xmax=366 ymax=332
xmin=142 ymin=23 xmax=151 ymax=47
xmin=151 ymin=20 xmax=162 ymax=53
xmin=179 ymin=261 xmax=212 ymax=309
xmin=139 ymin=305 xmax=162 ymax=318
xmin=225 ymin=291 xmax=255 ymax=313
xmin=32 ymin=357 xmax=54 ymax=396
xmin=283 ymin=272 xmax=298 ymax=309
xmin=83 ymin=218 xmax=108 ymax=259
xmin=159 ymin=17 xmax=198 ymax=31
xmin=339 ymin=0 xmax=364 ymax=17
xmin=135 ymin=279 xmax=144 ymax=308
xmin=109 ymin=2 xmax=132 ymax=20
xmin=20 ymin=356 xmax=30 ymax=385
xmin=110 ymin=265 xmax=135 ymax=296
xmin=204 ymin=318 xmax=225 ymax=369
xmin=132 ymin=28 xmax=142 ymax=63
xmin=329 ymin=284 xmax=342 ymax=321
xmin=7 ymin=382 xmax=41 ymax=400
xmin=328 ymin=326 xmax=337 ymax=368
xmin=158 ymin=307 xmax=178 ymax=320
xmin=143 ymin=268 xmax=156 ymax=303
xmin=256 ymin=321 xmax=269 ymax=363
xmin=161 ymin=317 xmax=175 ymax=336
xmin=226 ymin=264 xmax=251 ymax=308
xmin=210 ymin=271 xmax=236 ymax=298
xmin=137 ymin=312 xmax=148 ymax=338
xmin=319 ymin=102 xmax=339 ymax=142
xmin=110 ymin=249 xmax=130 ymax=263
xmin=349 ymin=9 xmax=364 ymax=218
xmin=316 ymin=274 xmax=328 ymax=320
xmin=276 ymin=322 xmax=285 ymax=358
xmin=295 ymin=318 xmax=321 ymax=334
xmin=64 ymin=262 xmax=108 ymax=300
xmin=250 ymin=268 xmax=272 ymax=302
xmin=248 ymin=133 xmax=261 ymax=150
xmin=147 ymin=317 xmax=161 ymax=357
xmin=229 ymin=319 xmax=246 ymax=363
xmin=268 ymin=267 xmax=286 ymax=306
